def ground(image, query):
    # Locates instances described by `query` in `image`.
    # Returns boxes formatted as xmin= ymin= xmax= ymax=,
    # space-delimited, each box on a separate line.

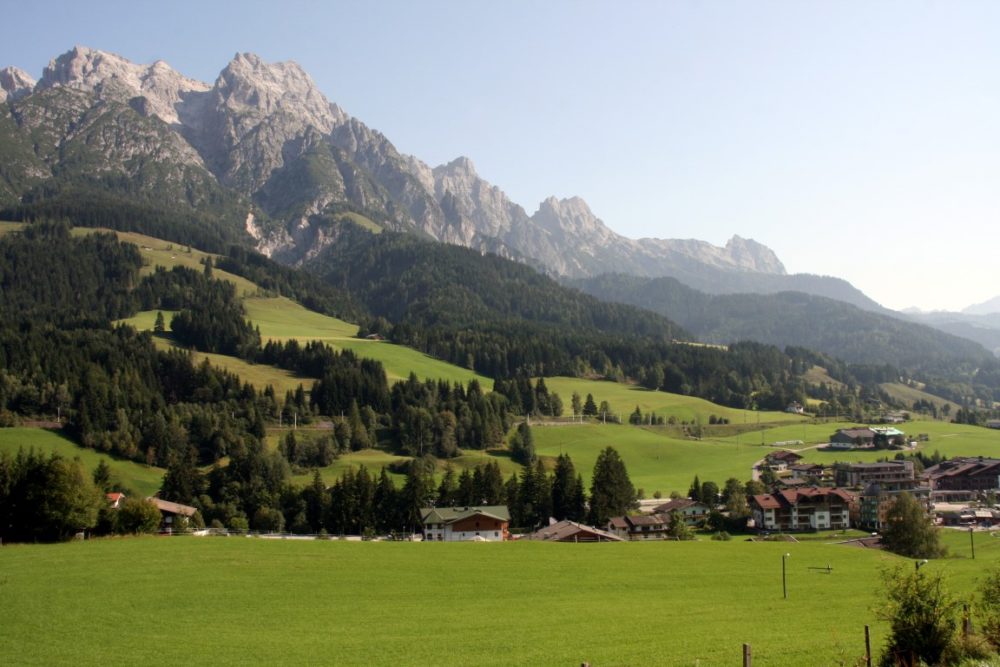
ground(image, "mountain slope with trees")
xmin=572 ymin=273 xmax=998 ymax=399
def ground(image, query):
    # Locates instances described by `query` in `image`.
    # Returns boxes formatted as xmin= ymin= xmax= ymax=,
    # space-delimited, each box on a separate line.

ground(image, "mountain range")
xmin=0 ymin=46 xmax=996 ymax=357
xmin=0 ymin=47 xmax=881 ymax=307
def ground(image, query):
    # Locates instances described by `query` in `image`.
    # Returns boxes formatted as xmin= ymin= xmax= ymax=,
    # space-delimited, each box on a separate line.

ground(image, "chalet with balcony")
xmin=750 ymin=487 xmax=856 ymax=532
xmin=421 ymin=505 xmax=510 ymax=542
xmin=651 ymin=498 xmax=711 ymax=526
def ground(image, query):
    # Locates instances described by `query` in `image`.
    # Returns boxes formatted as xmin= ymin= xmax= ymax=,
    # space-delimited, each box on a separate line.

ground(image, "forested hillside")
xmin=308 ymin=226 xmax=821 ymax=410
xmin=573 ymin=273 xmax=1000 ymax=405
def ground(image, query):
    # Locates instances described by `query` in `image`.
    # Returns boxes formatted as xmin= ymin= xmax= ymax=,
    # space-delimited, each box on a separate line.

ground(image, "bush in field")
xmin=877 ymin=565 xmax=960 ymax=667
xmin=116 ymin=497 xmax=162 ymax=534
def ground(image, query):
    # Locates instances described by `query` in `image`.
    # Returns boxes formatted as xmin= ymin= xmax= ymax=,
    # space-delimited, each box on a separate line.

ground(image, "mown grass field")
xmin=800 ymin=420 xmax=1000 ymax=466
xmin=0 ymin=427 xmax=164 ymax=496
xmin=541 ymin=376 xmax=801 ymax=425
xmin=533 ymin=422 xmax=768 ymax=494
xmin=2 ymin=534 xmax=995 ymax=666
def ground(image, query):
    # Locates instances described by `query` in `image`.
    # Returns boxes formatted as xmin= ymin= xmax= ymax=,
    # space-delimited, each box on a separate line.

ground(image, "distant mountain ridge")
xmin=965 ymin=295 xmax=1000 ymax=316
xmin=0 ymin=46 xmax=880 ymax=312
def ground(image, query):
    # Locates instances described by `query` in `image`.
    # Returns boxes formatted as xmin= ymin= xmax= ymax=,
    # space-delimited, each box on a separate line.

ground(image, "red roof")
xmin=753 ymin=487 xmax=855 ymax=511
xmin=106 ymin=492 xmax=125 ymax=502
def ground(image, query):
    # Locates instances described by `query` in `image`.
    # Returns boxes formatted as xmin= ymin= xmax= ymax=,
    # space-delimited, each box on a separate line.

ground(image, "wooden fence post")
xmin=864 ymin=625 xmax=872 ymax=667
xmin=743 ymin=643 xmax=752 ymax=667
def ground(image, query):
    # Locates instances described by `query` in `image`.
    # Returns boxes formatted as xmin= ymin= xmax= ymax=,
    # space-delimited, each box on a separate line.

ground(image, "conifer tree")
xmin=588 ymin=446 xmax=636 ymax=525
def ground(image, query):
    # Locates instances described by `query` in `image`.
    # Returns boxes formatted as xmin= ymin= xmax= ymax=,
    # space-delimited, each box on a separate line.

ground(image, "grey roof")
xmin=421 ymin=505 xmax=510 ymax=525
xmin=148 ymin=497 xmax=198 ymax=517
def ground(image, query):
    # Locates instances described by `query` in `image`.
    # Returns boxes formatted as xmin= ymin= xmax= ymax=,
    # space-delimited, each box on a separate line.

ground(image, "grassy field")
xmin=880 ymin=382 xmax=961 ymax=416
xmin=541 ymin=376 xmax=801 ymax=425
xmin=801 ymin=420 xmax=1000 ymax=466
xmin=245 ymin=296 xmax=492 ymax=386
xmin=3 ymin=534 xmax=993 ymax=666
xmin=533 ymin=423 xmax=767 ymax=495
xmin=0 ymin=428 xmax=164 ymax=496
xmin=0 ymin=220 xmax=25 ymax=235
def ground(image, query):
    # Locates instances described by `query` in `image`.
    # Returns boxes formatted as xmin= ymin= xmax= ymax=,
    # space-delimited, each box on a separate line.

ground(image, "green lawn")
xmin=533 ymin=423 xmax=766 ymax=495
xmin=2 ymin=535 xmax=990 ymax=666
xmin=0 ymin=427 xmax=164 ymax=496
xmin=796 ymin=421 xmax=1000 ymax=466
xmin=245 ymin=296 xmax=492 ymax=386
xmin=541 ymin=376 xmax=801 ymax=425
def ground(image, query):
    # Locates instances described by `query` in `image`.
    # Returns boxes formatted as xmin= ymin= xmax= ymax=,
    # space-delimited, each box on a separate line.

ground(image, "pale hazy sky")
xmin=3 ymin=1 xmax=999 ymax=312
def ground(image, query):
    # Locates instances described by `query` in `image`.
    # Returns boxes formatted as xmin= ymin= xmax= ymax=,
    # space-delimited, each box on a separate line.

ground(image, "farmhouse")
xmin=830 ymin=428 xmax=876 ymax=448
xmin=750 ymin=487 xmax=855 ymax=532
xmin=149 ymin=497 xmax=198 ymax=533
xmin=421 ymin=505 xmax=510 ymax=542
xmin=526 ymin=519 xmax=622 ymax=542
xmin=607 ymin=513 xmax=672 ymax=540
xmin=788 ymin=463 xmax=833 ymax=485
xmin=651 ymin=498 xmax=711 ymax=525
xmin=105 ymin=492 xmax=125 ymax=509
xmin=765 ymin=450 xmax=803 ymax=471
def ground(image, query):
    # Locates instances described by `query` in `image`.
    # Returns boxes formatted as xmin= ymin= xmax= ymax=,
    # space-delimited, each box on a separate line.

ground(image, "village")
xmin=415 ymin=425 xmax=1000 ymax=544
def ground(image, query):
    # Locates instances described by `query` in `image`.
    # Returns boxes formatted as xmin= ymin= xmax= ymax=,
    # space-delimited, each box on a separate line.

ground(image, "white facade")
xmin=423 ymin=523 xmax=504 ymax=542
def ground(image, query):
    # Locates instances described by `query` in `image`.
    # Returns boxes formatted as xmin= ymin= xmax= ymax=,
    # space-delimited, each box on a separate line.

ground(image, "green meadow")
xmin=0 ymin=427 xmax=164 ymax=496
xmin=533 ymin=422 xmax=766 ymax=494
xmin=541 ymin=376 xmax=801 ymax=425
xmin=3 ymin=534 xmax=997 ymax=666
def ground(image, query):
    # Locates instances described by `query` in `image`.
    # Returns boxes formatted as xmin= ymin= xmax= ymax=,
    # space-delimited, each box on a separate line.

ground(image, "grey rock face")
xmin=5 ymin=46 xmax=798 ymax=291
xmin=0 ymin=67 xmax=35 ymax=103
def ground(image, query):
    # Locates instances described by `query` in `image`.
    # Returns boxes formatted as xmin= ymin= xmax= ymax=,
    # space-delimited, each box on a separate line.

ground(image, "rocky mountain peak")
xmin=533 ymin=196 xmax=618 ymax=243
xmin=436 ymin=156 xmax=477 ymax=176
xmin=214 ymin=52 xmax=340 ymax=133
xmin=0 ymin=66 xmax=35 ymax=102
xmin=35 ymin=46 xmax=209 ymax=125
xmin=724 ymin=235 xmax=786 ymax=274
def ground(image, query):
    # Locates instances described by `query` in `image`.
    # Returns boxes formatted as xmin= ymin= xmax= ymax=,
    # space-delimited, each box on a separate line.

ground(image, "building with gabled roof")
xmin=105 ymin=492 xmax=126 ymax=509
xmin=149 ymin=497 xmax=198 ymax=533
xmin=830 ymin=428 xmax=876 ymax=448
xmin=651 ymin=498 xmax=711 ymax=525
xmin=421 ymin=505 xmax=510 ymax=542
xmin=925 ymin=457 xmax=1000 ymax=499
xmin=526 ymin=519 xmax=622 ymax=542
xmin=750 ymin=487 xmax=856 ymax=532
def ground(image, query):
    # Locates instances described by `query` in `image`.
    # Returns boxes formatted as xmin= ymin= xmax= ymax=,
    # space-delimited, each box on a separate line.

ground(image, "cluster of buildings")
xmin=749 ymin=449 xmax=1000 ymax=533
xmin=418 ymin=453 xmax=1000 ymax=542
xmin=418 ymin=425 xmax=1000 ymax=541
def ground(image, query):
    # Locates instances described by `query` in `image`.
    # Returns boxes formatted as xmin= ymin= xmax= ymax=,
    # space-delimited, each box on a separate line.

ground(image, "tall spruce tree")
xmin=588 ymin=446 xmax=636 ymax=525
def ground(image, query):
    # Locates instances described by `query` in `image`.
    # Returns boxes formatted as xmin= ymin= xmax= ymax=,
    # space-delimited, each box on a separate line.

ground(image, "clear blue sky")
xmin=3 ymin=1 xmax=999 ymax=312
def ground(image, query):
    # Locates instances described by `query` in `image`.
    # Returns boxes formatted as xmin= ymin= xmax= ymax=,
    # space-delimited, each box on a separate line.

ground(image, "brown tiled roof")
xmin=753 ymin=494 xmax=781 ymax=510
xmin=149 ymin=497 xmax=198 ymax=517
xmin=652 ymin=498 xmax=708 ymax=514
xmin=755 ymin=487 xmax=855 ymax=510
xmin=608 ymin=517 xmax=629 ymax=530
xmin=527 ymin=520 xmax=623 ymax=542
xmin=625 ymin=514 xmax=670 ymax=528
xmin=769 ymin=450 xmax=803 ymax=462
